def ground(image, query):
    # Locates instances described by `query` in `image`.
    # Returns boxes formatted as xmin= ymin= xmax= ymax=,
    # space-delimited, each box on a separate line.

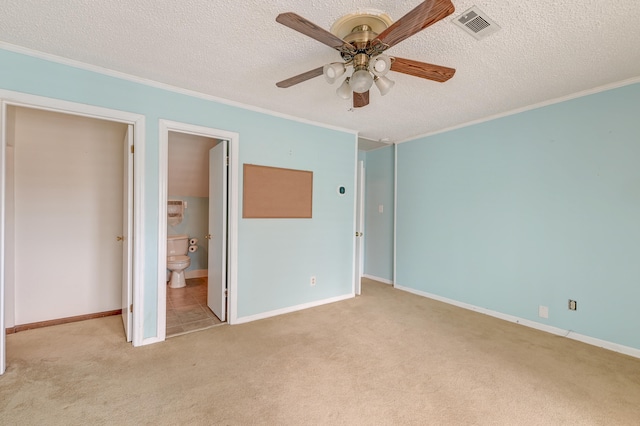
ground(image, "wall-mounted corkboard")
xmin=243 ymin=164 xmax=313 ymax=218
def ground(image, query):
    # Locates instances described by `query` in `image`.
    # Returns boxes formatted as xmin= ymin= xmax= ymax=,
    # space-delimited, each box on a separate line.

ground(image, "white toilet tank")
xmin=167 ymin=234 xmax=189 ymax=255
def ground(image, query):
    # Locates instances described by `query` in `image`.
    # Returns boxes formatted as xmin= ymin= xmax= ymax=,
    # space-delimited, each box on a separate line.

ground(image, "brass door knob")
xmin=205 ymin=234 xmax=212 ymax=240
xmin=116 ymin=236 xmax=124 ymax=241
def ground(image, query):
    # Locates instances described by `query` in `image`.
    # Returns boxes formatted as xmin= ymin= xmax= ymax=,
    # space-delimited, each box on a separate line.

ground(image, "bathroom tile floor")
xmin=166 ymin=277 xmax=224 ymax=338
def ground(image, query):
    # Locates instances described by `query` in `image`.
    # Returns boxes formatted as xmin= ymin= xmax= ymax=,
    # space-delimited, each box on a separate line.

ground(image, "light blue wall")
xmin=238 ymin=123 xmax=356 ymax=316
xmin=0 ymin=48 xmax=357 ymax=338
xmin=396 ymin=83 xmax=640 ymax=350
xmin=363 ymin=146 xmax=395 ymax=281
xmin=167 ymin=196 xmax=208 ymax=272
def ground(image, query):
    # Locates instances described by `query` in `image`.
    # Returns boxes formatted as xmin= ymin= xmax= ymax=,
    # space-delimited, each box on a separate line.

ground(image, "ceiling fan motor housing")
xmin=341 ymin=24 xmax=391 ymax=93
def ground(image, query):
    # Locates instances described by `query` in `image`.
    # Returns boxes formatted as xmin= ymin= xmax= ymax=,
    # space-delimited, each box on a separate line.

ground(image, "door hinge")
xmin=226 ymin=156 xmax=229 ymax=166
xmin=129 ymin=303 xmax=133 ymax=313
xmin=224 ymin=289 xmax=228 ymax=297
xmin=130 ymin=145 xmax=134 ymax=154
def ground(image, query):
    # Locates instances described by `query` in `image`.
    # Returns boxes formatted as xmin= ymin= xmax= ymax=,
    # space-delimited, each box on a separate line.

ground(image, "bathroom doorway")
xmin=1 ymin=93 xmax=145 ymax=375
xmin=159 ymin=120 xmax=239 ymax=340
xmin=165 ymin=132 xmax=224 ymax=336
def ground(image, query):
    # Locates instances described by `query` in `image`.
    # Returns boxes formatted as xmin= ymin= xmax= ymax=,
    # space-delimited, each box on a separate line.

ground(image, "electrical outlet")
xmin=538 ymin=305 xmax=549 ymax=319
xmin=310 ymin=276 xmax=316 ymax=286
xmin=568 ymin=299 xmax=577 ymax=311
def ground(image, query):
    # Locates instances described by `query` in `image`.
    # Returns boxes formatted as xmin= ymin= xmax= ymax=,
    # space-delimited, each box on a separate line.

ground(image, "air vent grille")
xmin=453 ymin=6 xmax=500 ymax=40
xmin=467 ymin=15 xmax=490 ymax=33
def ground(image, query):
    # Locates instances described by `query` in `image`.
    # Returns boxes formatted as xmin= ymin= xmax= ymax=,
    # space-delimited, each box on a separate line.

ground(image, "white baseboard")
xmin=363 ymin=274 xmax=393 ymax=285
xmin=395 ymin=284 xmax=640 ymax=360
xmin=234 ymin=293 xmax=354 ymax=325
xmin=185 ymin=269 xmax=208 ymax=279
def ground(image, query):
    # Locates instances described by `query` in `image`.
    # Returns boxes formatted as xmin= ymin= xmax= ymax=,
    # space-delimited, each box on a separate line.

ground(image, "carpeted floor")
xmin=1 ymin=278 xmax=640 ymax=425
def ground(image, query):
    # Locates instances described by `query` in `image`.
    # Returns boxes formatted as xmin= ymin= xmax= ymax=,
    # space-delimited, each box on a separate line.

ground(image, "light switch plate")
xmin=538 ymin=305 xmax=549 ymax=319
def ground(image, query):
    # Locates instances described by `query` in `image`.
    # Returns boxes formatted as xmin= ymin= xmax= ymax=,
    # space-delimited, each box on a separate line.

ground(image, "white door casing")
xmin=121 ymin=124 xmax=133 ymax=342
xmin=354 ymin=160 xmax=365 ymax=295
xmin=208 ymin=141 xmax=227 ymax=321
xmin=0 ymin=101 xmax=6 ymax=374
xmin=158 ymin=119 xmax=239 ymax=340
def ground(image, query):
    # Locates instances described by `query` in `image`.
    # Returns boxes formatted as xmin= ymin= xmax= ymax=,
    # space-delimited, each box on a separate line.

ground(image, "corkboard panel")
xmin=243 ymin=164 xmax=313 ymax=218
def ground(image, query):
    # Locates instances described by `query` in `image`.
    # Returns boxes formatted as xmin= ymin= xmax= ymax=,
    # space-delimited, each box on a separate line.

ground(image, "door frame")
xmin=158 ymin=120 xmax=239 ymax=339
xmin=354 ymin=160 xmax=365 ymax=295
xmin=0 ymin=89 xmax=146 ymax=374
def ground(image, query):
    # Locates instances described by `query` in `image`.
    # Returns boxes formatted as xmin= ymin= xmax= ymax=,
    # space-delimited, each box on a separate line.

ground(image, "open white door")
xmin=354 ymin=160 xmax=365 ymax=295
xmin=121 ymin=124 xmax=133 ymax=342
xmin=207 ymin=140 xmax=227 ymax=321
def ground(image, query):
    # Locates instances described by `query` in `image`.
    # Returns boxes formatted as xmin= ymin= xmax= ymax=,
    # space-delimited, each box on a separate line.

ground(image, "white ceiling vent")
xmin=453 ymin=6 xmax=501 ymax=40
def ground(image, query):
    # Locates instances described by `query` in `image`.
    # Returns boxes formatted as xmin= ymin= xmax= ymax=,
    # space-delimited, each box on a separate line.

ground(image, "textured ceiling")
xmin=1 ymin=1 xmax=639 ymax=143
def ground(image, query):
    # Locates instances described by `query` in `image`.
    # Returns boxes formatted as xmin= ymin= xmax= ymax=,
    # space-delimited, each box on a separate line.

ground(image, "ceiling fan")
xmin=275 ymin=0 xmax=456 ymax=108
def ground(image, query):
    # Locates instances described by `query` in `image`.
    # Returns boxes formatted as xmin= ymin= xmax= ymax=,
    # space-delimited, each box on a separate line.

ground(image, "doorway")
xmin=0 ymin=91 xmax=145 ymax=375
xmin=165 ymin=132 xmax=225 ymax=336
xmin=158 ymin=120 xmax=239 ymax=340
xmin=6 ymin=106 xmax=130 ymax=332
xmin=355 ymin=160 xmax=365 ymax=295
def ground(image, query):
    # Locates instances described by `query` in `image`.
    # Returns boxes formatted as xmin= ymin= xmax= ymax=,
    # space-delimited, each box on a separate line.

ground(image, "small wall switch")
xmin=310 ymin=276 xmax=316 ymax=286
xmin=568 ymin=299 xmax=577 ymax=311
xmin=538 ymin=305 xmax=549 ymax=319
xmin=378 ymin=204 xmax=384 ymax=213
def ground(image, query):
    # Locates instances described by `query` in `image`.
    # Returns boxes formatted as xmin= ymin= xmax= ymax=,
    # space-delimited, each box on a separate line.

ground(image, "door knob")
xmin=205 ymin=234 xmax=212 ymax=240
xmin=116 ymin=236 xmax=124 ymax=241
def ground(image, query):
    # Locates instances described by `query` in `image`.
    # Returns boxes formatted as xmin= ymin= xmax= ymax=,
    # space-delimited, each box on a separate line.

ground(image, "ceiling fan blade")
xmin=374 ymin=0 xmax=455 ymax=49
xmin=353 ymin=91 xmax=370 ymax=108
xmin=276 ymin=67 xmax=324 ymax=88
xmin=391 ymin=57 xmax=455 ymax=82
xmin=276 ymin=12 xmax=355 ymax=53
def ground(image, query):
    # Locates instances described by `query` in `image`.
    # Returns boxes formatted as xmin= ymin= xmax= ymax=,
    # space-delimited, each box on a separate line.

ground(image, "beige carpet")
xmin=1 ymin=278 xmax=640 ymax=425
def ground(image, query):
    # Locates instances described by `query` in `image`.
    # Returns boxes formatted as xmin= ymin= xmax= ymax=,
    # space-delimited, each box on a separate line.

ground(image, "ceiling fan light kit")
xmin=323 ymin=62 xmax=347 ymax=83
xmin=276 ymin=0 xmax=457 ymax=108
xmin=336 ymin=77 xmax=352 ymax=99
xmin=374 ymin=75 xmax=395 ymax=96
xmin=370 ymin=54 xmax=392 ymax=77
xmin=351 ymin=68 xmax=374 ymax=93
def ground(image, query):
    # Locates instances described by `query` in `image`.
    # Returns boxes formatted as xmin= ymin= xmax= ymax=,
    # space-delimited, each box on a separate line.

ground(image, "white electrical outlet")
xmin=310 ymin=276 xmax=316 ymax=286
xmin=538 ymin=305 xmax=549 ymax=319
xmin=378 ymin=204 xmax=384 ymax=213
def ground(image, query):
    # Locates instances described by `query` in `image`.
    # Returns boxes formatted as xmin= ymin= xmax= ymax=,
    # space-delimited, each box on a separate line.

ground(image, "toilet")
xmin=167 ymin=234 xmax=191 ymax=288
